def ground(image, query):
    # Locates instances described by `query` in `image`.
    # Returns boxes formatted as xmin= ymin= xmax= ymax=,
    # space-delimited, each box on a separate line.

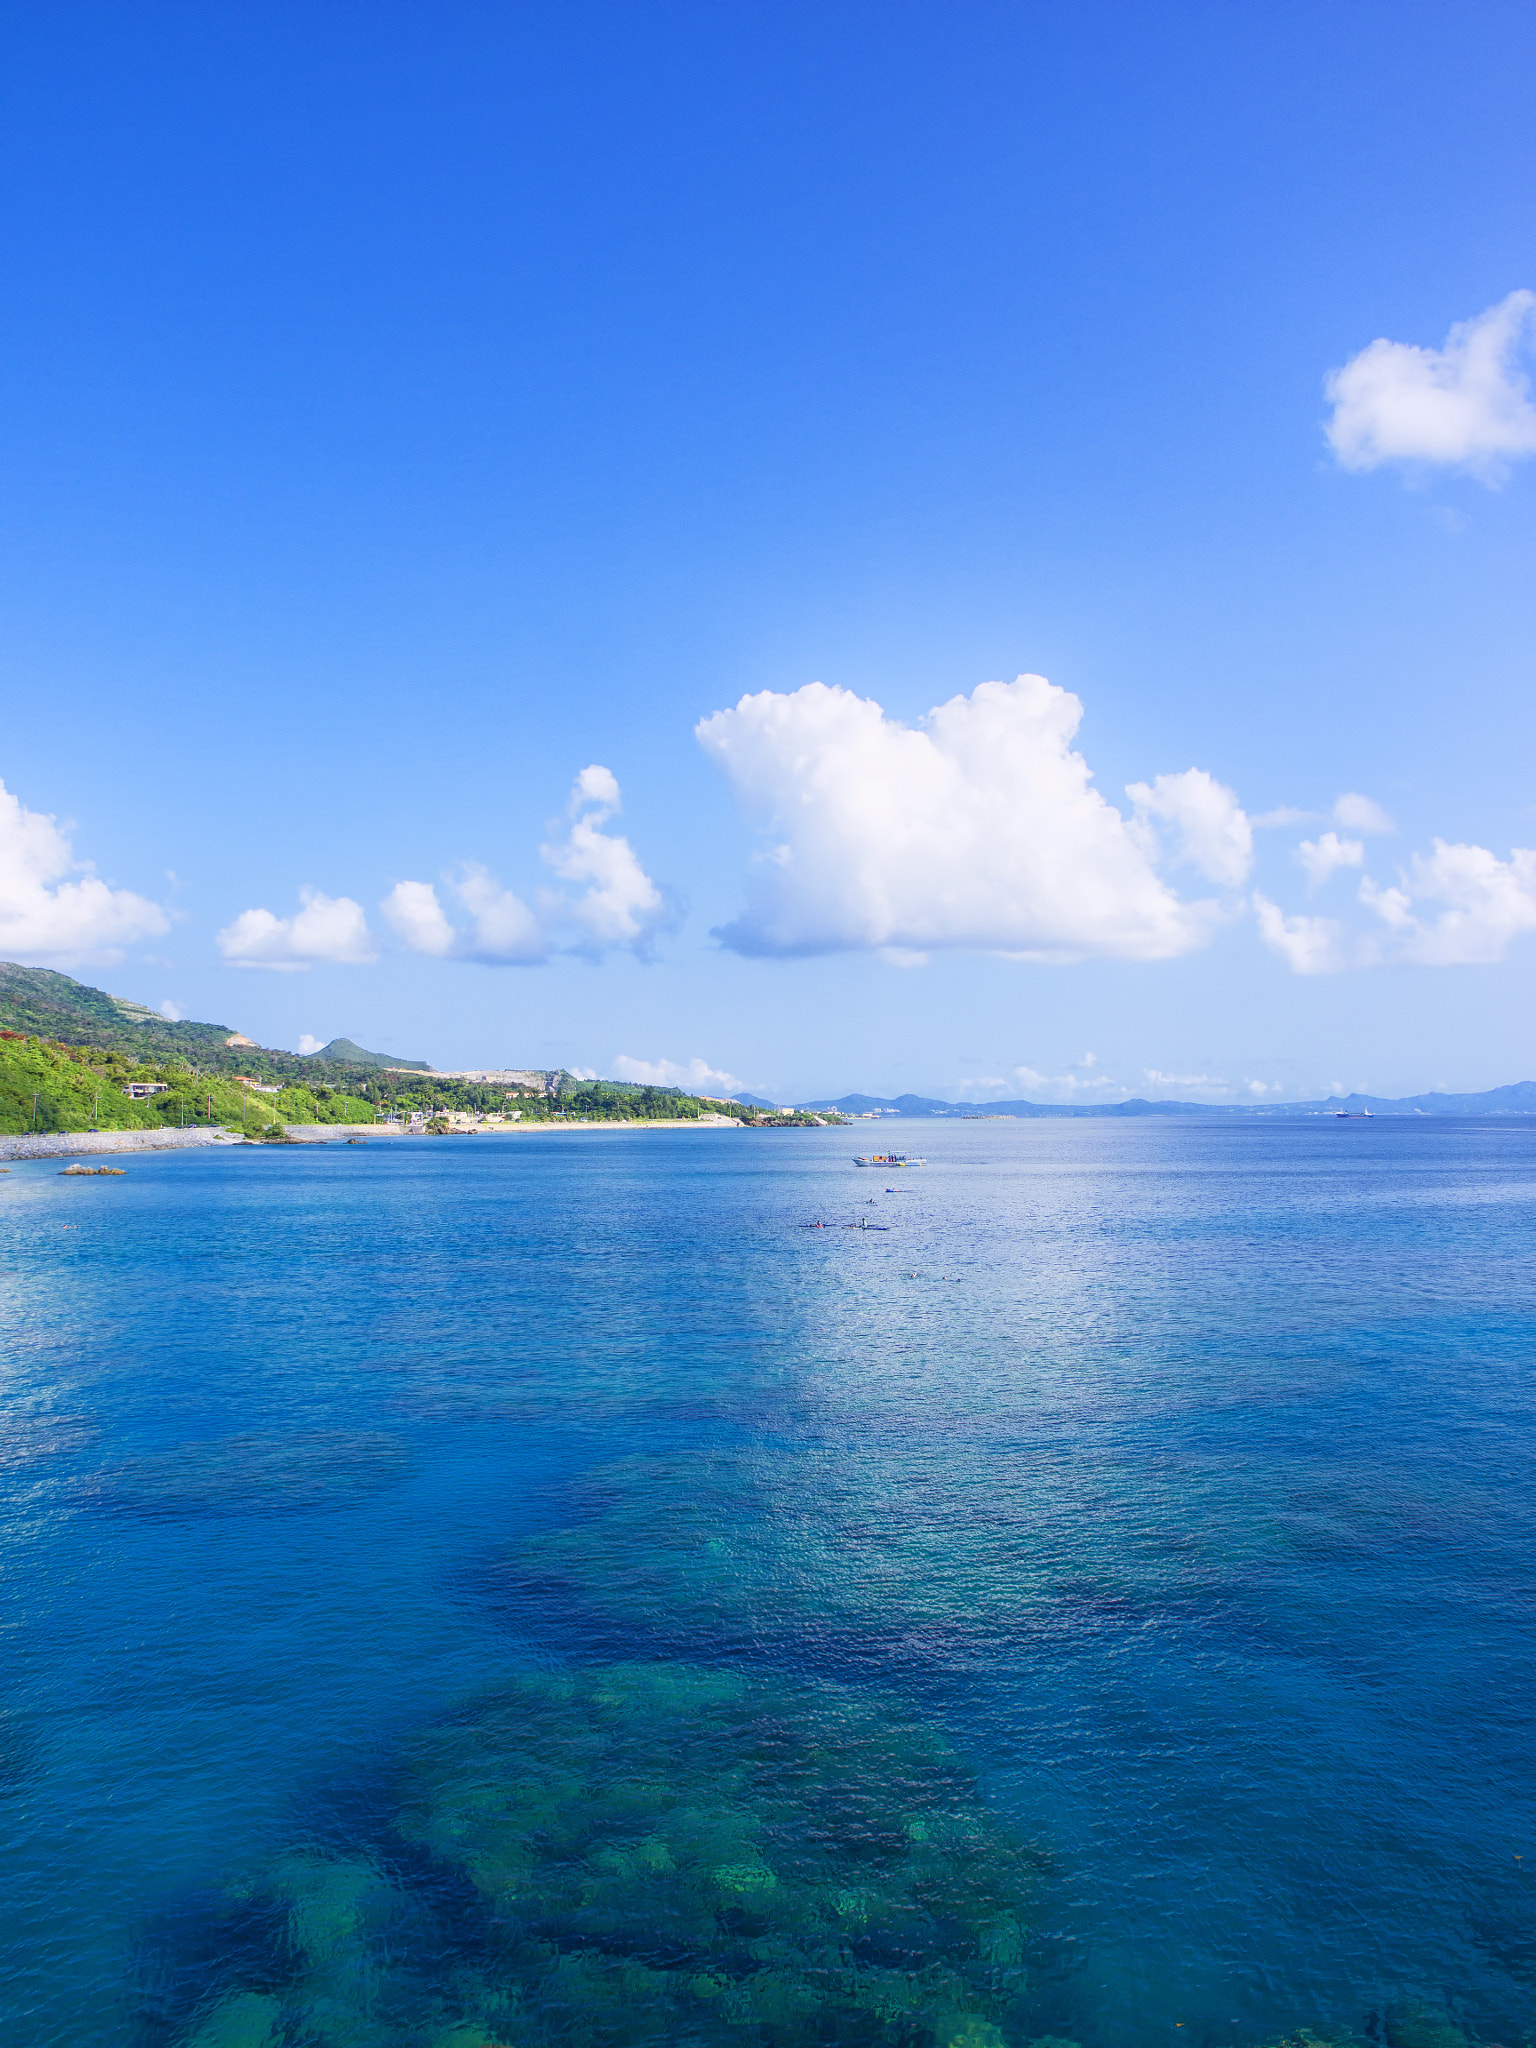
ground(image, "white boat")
xmin=854 ymin=1152 xmax=926 ymax=1167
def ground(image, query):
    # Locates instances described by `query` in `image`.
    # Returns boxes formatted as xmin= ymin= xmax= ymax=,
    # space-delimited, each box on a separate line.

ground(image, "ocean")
xmin=1 ymin=1119 xmax=1532 ymax=2047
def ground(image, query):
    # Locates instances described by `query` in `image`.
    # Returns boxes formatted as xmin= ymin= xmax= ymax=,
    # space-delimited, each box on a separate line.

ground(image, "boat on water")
xmin=854 ymin=1152 xmax=926 ymax=1167
xmin=1334 ymin=1110 xmax=1373 ymax=1119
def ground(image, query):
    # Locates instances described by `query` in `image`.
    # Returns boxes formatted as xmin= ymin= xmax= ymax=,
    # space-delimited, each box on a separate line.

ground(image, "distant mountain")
xmin=797 ymin=1091 xmax=1210 ymax=1118
xmin=1307 ymin=1083 xmax=1536 ymax=1116
xmin=796 ymin=1084 xmax=1536 ymax=1118
xmin=301 ymin=1037 xmax=431 ymax=1071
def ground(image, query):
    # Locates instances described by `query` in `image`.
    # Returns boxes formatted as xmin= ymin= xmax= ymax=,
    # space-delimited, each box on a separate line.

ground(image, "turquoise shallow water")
xmin=1 ymin=1119 xmax=1533 ymax=2046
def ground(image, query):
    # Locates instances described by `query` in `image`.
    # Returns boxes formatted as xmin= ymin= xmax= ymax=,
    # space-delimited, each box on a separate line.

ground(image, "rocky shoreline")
xmin=1 ymin=1118 xmax=751 ymax=1161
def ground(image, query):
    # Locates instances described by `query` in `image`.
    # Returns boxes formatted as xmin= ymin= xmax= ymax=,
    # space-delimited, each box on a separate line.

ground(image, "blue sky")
xmin=2 ymin=2 xmax=1534 ymax=1101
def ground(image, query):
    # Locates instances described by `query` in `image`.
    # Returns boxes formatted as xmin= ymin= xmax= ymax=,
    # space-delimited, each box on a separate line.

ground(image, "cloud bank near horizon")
xmin=1325 ymin=290 xmax=1536 ymax=479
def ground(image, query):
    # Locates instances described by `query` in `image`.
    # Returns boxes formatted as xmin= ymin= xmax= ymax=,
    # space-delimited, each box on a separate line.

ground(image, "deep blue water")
xmin=1 ymin=1119 xmax=1533 ymax=2047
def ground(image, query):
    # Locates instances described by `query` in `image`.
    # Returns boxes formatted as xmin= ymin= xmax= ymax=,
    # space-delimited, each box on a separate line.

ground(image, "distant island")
xmin=0 ymin=962 xmax=832 ymax=1138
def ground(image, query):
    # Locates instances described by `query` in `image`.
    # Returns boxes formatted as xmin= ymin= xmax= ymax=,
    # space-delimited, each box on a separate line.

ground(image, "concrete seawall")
xmin=0 ymin=1127 xmax=243 ymax=1162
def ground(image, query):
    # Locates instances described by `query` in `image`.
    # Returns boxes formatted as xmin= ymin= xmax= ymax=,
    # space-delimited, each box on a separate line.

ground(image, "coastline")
xmin=278 ymin=1118 xmax=747 ymax=1142
xmin=0 ymin=1119 xmax=752 ymax=1160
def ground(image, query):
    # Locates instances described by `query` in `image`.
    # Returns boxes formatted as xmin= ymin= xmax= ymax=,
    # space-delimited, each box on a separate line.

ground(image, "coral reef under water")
xmin=179 ymin=1661 xmax=1048 ymax=2048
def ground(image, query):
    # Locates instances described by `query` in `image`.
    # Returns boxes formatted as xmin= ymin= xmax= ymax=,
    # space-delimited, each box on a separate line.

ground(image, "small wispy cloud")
xmin=1297 ymin=832 xmax=1365 ymax=892
xmin=1253 ymin=895 xmax=1349 ymax=975
xmin=1013 ymin=1062 xmax=1125 ymax=1097
xmin=1333 ymin=792 xmax=1395 ymax=835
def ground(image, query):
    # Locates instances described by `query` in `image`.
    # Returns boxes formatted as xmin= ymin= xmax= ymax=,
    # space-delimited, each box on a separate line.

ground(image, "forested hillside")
xmin=0 ymin=1033 xmax=376 ymax=1137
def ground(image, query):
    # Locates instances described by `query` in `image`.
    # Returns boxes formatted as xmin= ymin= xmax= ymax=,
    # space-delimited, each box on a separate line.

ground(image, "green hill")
xmin=302 ymin=1037 xmax=431 ymax=1071
xmin=0 ymin=960 xmax=236 ymax=1061
xmin=0 ymin=961 xmax=432 ymax=1088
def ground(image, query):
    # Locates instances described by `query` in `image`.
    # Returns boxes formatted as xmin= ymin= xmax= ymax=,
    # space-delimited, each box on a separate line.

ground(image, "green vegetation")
xmin=0 ymin=1033 xmax=373 ymax=1138
xmin=371 ymin=1075 xmax=754 ymax=1124
xmin=0 ymin=1030 xmax=845 ymax=1138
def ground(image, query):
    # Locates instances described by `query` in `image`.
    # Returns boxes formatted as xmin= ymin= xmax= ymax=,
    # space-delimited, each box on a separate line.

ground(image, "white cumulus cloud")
xmin=216 ymin=889 xmax=376 ymax=971
xmin=382 ymin=768 xmax=671 ymax=967
xmin=381 ymin=868 xmax=546 ymax=964
xmin=457 ymin=865 xmax=548 ymax=963
xmin=1297 ymin=831 xmax=1365 ymax=891
xmin=541 ymin=772 xmax=672 ymax=956
xmin=697 ymin=676 xmax=1228 ymax=962
xmin=1259 ymin=834 xmax=1536 ymax=971
xmin=1363 ymin=840 xmax=1536 ymax=965
xmin=1128 ymin=768 xmax=1253 ymax=886
xmin=0 ymin=777 xmax=168 ymax=964
xmin=611 ymin=1054 xmax=743 ymax=1094
xmin=156 ymin=998 xmax=185 ymax=1021
xmin=380 ymin=878 xmax=458 ymax=959
xmin=1325 ymin=290 xmax=1536 ymax=479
